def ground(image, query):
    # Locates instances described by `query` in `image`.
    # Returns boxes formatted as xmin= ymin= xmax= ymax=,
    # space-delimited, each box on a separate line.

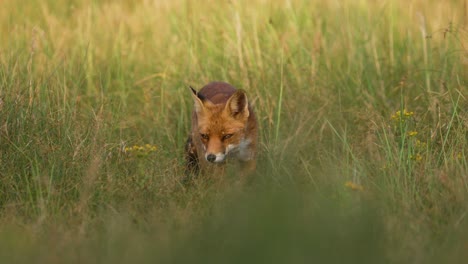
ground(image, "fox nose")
xmin=206 ymin=154 xmax=216 ymax=163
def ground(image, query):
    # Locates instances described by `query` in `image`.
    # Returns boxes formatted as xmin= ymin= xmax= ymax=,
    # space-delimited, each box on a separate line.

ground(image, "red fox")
xmin=185 ymin=82 xmax=258 ymax=182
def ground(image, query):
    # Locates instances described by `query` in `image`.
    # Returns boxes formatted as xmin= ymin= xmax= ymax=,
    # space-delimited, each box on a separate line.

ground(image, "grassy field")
xmin=0 ymin=0 xmax=467 ymax=263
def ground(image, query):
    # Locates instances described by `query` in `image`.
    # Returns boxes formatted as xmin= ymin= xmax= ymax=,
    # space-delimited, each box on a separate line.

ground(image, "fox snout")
xmin=202 ymin=136 xmax=229 ymax=163
xmin=205 ymin=152 xmax=226 ymax=163
xmin=206 ymin=154 xmax=217 ymax=162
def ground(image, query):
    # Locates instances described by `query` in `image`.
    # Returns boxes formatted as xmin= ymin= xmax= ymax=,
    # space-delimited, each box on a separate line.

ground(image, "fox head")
xmin=190 ymin=87 xmax=250 ymax=163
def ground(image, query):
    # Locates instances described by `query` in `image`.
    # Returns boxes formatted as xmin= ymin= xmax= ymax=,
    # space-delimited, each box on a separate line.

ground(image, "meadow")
xmin=0 ymin=0 xmax=467 ymax=263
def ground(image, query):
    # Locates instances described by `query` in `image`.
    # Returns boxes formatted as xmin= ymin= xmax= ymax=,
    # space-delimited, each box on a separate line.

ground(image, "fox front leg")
xmin=239 ymin=159 xmax=256 ymax=183
xmin=183 ymin=135 xmax=199 ymax=185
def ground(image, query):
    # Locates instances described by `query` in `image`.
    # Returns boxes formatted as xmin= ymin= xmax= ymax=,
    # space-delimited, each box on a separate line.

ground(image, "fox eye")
xmin=200 ymin=133 xmax=209 ymax=140
xmin=222 ymin=134 xmax=234 ymax=140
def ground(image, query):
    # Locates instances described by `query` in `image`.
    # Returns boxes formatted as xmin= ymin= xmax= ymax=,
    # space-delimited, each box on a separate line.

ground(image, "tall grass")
xmin=0 ymin=0 xmax=467 ymax=263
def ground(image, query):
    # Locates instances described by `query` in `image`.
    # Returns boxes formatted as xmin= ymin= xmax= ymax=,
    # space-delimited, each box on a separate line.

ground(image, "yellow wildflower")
xmin=408 ymin=131 xmax=418 ymax=137
xmin=391 ymin=109 xmax=414 ymax=121
xmin=124 ymin=144 xmax=158 ymax=154
xmin=415 ymin=140 xmax=426 ymax=148
xmin=345 ymin=181 xmax=364 ymax=191
xmin=411 ymin=154 xmax=423 ymax=161
xmin=390 ymin=111 xmax=400 ymax=121
xmin=403 ymin=110 xmax=414 ymax=117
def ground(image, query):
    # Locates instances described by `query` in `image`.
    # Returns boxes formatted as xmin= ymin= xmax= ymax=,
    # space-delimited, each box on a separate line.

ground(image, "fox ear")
xmin=225 ymin=89 xmax=249 ymax=119
xmin=190 ymin=86 xmax=205 ymax=114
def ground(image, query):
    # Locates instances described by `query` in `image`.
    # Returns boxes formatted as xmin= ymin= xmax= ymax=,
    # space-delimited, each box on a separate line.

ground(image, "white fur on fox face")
xmin=227 ymin=139 xmax=250 ymax=153
xmin=226 ymin=144 xmax=236 ymax=154
xmin=234 ymin=139 xmax=253 ymax=161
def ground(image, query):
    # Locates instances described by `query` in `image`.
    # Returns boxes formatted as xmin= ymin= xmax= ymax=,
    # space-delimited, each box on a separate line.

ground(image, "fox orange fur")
xmin=184 ymin=82 xmax=258 ymax=182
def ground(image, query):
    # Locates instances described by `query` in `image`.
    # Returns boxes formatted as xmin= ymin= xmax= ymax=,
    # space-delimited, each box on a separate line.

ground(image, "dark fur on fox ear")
xmin=226 ymin=89 xmax=249 ymax=119
xmin=189 ymin=86 xmax=205 ymax=114
xmin=189 ymin=86 xmax=197 ymax=96
xmin=190 ymin=86 xmax=206 ymax=101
